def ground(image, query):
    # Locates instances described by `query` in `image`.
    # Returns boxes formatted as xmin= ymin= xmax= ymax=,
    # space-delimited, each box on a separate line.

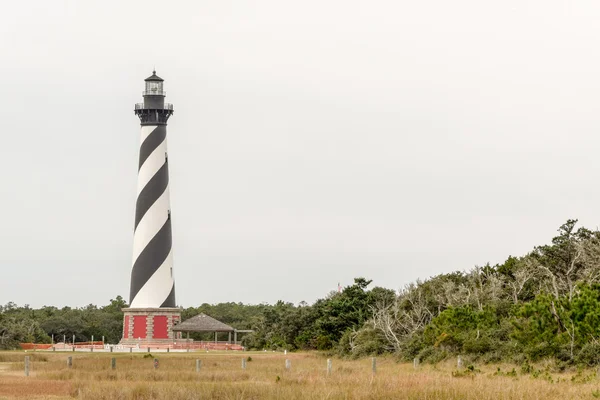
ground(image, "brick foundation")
xmin=120 ymin=307 xmax=181 ymax=345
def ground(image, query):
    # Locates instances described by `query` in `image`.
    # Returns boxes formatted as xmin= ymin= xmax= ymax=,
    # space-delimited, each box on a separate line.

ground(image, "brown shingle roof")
xmin=172 ymin=313 xmax=235 ymax=332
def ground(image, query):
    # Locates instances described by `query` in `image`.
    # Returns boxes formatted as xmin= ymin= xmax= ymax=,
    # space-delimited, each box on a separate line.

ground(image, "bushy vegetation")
xmin=233 ymin=219 xmax=600 ymax=366
xmin=4 ymin=219 xmax=600 ymax=367
xmin=0 ymin=296 xmax=126 ymax=348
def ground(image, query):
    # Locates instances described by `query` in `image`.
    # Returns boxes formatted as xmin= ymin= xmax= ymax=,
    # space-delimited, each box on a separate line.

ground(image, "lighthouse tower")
xmin=121 ymin=71 xmax=181 ymax=344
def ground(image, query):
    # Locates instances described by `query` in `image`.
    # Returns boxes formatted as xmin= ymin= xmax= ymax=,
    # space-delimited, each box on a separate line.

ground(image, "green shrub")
xmin=576 ymin=343 xmax=600 ymax=366
xmin=511 ymin=353 xmax=527 ymax=365
xmin=480 ymin=350 xmax=503 ymax=364
xmin=346 ymin=327 xmax=387 ymax=358
xmin=462 ymin=337 xmax=493 ymax=354
xmin=494 ymin=367 xmax=517 ymax=377
xmin=417 ymin=346 xmax=448 ymax=364
xmin=521 ymin=362 xmax=532 ymax=374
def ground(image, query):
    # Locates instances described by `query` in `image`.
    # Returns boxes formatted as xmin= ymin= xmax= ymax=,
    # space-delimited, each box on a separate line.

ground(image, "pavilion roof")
xmin=172 ymin=313 xmax=235 ymax=333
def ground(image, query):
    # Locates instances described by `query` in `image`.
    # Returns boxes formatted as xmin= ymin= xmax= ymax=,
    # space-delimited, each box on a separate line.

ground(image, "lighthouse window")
xmin=145 ymin=81 xmax=162 ymax=94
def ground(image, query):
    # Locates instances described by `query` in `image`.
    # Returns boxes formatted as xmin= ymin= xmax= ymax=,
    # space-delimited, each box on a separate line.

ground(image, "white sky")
xmin=1 ymin=0 xmax=600 ymax=308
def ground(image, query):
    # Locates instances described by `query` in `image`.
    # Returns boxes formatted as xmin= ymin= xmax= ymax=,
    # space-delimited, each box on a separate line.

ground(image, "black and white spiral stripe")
xmin=129 ymin=124 xmax=176 ymax=308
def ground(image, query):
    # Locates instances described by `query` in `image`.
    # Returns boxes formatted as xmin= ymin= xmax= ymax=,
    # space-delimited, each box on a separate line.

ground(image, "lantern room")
xmin=144 ymin=70 xmax=164 ymax=96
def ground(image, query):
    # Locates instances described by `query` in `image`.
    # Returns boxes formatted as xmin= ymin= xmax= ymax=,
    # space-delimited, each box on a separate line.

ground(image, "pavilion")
xmin=172 ymin=313 xmax=252 ymax=344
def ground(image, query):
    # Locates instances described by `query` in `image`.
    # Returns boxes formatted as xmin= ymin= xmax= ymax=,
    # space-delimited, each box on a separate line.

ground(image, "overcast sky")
xmin=1 ymin=0 xmax=600 ymax=308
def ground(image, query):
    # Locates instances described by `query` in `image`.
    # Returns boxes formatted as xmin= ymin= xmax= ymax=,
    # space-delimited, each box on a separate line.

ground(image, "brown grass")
xmin=0 ymin=351 xmax=598 ymax=399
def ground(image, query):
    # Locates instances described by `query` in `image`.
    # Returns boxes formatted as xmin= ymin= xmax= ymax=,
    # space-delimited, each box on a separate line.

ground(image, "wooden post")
xmin=413 ymin=358 xmax=420 ymax=369
xmin=72 ymin=346 xmax=75 ymax=352
xmin=147 ymin=347 xmax=151 ymax=353
xmin=327 ymin=359 xmax=332 ymax=375
xmin=24 ymin=356 xmax=30 ymax=377
xmin=110 ymin=346 xmax=113 ymax=353
xmin=196 ymin=359 xmax=201 ymax=373
xmin=129 ymin=347 xmax=133 ymax=353
xmin=371 ymin=357 xmax=376 ymax=375
xmin=167 ymin=347 xmax=170 ymax=353
xmin=111 ymin=358 xmax=116 ymax=370
xmin=241 ymin=358 xmax=246 ymax=370
xmin=67 ymin=356 xmax=72 ymax=368
xmin=52 ymin=346 xmax=55 ymax=352
xmin=457 ymin=356 xmax=463 ymax=369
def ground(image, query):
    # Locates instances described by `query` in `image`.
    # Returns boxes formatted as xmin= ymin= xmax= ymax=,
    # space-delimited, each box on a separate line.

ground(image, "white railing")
xmin=142 ymin=91 xmax=166 ymax=96
xmin=135 ymin=103 xmax=173 ymax=110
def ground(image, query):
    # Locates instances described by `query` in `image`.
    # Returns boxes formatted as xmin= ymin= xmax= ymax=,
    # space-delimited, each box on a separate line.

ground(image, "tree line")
xmin=3 ymin=219 xmax=600 ymax=367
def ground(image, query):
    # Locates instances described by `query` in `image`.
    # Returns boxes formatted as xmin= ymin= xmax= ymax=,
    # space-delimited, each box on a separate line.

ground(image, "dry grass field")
xmin=1 ymin=351 xmax=600 ymax=399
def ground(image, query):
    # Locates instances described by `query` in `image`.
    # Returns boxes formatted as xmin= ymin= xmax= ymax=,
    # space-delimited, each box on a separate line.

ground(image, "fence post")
xmin=67 ymin=356 xmax=72 ymax=368
xmin=129 ymin=347 xmax=133 ymax=354
xmin=285 ymin=359 xmax=291 ymax=370
xmin=196 ymin=359 xmax=201 ymax=373
xmin=111 ymin=358 xmax=116 ymax=370
xmin=147 ymin=347 xmax=151 ymax=353
xmin=167 ymin=348 xmax=170 ymax=353
xmin=371 ymin=357 xmax=376 ymax=375
xmin=72 ymin=346 xmax=75 ymax=352
xmin=110 ymin=346 xmax=113 ymax=353
xmin=413 ymin=358 xmax=420 ymax=369
xmin=242 ymin=358 xmax=246 ymax=370
xmin=457 ymin=356 xmax=463 ymax=369
xmin=24 ymin=356 xmax=30 ymax=377
xmin=327 ymin=359 xmax=332 ymax=375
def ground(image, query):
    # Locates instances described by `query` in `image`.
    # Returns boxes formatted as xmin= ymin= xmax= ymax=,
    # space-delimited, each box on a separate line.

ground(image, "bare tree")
xmin=371 ymin=286 xmax=433 ymax=353
xmin=507 ymin=263 xmax=535 ymax=304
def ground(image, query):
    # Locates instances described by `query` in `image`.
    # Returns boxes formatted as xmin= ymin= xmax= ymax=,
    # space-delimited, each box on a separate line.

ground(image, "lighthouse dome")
xmin=145 ymin=70 xmax=164 ymax=82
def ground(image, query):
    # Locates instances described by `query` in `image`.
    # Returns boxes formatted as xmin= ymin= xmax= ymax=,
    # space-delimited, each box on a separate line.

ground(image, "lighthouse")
xmin=121 ymin=71 xmax=181 ymax=344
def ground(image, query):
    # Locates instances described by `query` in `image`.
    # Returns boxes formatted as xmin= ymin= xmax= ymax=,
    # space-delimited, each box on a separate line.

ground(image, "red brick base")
xmin=120 ymin=307 xmax=181 ymax=344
